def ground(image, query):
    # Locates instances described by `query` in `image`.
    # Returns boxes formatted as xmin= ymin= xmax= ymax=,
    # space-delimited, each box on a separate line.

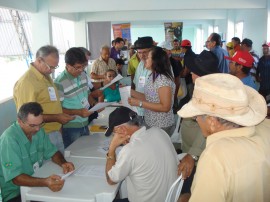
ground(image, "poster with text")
xmin=112 ymin=23 xmax=131 ymax=43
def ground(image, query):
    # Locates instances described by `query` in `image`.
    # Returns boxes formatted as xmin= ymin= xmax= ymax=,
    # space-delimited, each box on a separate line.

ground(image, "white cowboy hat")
xmin=178 ymin=73 xmax=267 ymax=126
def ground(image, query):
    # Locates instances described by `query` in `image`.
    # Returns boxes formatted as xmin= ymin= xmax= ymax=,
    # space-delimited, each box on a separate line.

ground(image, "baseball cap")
xmin=158 ymin=41 xmax=173 ymax=50
xmin=226 ymin=42 xmax=234 ymax=49
xmin=262 ymin=42 xmax=270 ymax=47
xmin=180 ymin=39 xmax=192 ymax=47
xmin=241 ymin=38 xmax=253 ymax=47
xmin=104 ymin=107 xmax=136 ymax=137
xmin=224 ymin=50 xmax=254 ymax=68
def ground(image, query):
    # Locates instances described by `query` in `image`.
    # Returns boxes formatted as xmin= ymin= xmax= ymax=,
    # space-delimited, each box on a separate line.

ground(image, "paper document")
xmin=119 ymin=86 xmax=138 ymax=113
xmin=75 ymin=165 xmax=105 ymax=178
xmin=89 ymin=102 xmax=116 ymax=112
xmin=100 ymin=74 xmax=123 ymax=90
xmin=60 ymin=170 xmax=75 ymax=180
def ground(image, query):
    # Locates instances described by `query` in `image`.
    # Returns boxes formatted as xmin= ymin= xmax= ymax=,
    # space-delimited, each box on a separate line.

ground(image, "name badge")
xmin=81 ymin=97 xmax=90 ymax=109
xmin=48 ymin=87 xmax=57 ymax=101
xmin=138 ymin=76 xmax=146 ymax=88
xmin=33 ymin=161 xmax=39 ymax=173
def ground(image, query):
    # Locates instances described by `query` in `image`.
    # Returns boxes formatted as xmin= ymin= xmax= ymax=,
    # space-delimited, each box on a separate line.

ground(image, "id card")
xmin=138 ymin=76 xmax=146 ymax=88
xmin=81 ymin=97 xmax=90 ymax=109
xmin=48 ymin=87 xmax=57 ymax=101
xmin=33 ymin=161 xmax=39 ymax=172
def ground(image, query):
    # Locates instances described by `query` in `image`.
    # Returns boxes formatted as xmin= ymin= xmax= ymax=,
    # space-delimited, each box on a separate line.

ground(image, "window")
xmin=214 ymin=26 xmax=219 ymax=33
xmin=235 ymin=21 xmax=244 ymax=40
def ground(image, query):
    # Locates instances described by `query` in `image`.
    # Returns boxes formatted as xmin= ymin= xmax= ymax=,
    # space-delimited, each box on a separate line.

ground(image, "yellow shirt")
xmin=13 ymin=64 xmax=62 ymax=133
xmin=127 ymin=53 xmax=140 ymax=75
xmin=190 ymin=121 xmax=270 ymax=202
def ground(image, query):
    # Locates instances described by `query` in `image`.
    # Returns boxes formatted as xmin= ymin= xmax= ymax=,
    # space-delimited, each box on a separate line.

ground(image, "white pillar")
xmin=31 ymin=0 xmax=52 ymax=57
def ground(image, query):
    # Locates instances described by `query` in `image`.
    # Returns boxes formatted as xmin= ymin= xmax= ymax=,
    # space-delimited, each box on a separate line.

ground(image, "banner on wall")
xmin=112 ymin=23 xmax=131 ymax=43
xmin=164 ymin=22 xmax=183 ymax=43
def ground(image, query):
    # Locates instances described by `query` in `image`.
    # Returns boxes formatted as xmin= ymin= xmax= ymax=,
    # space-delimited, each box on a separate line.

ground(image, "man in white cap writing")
xmin=178 ymin=73 xmax=270 ymax=202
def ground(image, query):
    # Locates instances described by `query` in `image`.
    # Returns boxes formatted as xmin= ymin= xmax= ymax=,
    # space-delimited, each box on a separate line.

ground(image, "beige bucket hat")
xmin=178 ymin=73 xmax=267 ymax=126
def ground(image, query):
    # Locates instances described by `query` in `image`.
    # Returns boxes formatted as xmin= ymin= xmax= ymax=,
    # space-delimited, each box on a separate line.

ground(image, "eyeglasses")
xmin=41 ymin=58 xmax=59 ymax=70
xmin=137 ymin=50 xmax=150 ymax=55
xmin=23 ymin=121 xmax=45 ymax=128
xmin=72 ymin=64 xmax=87 ymax=71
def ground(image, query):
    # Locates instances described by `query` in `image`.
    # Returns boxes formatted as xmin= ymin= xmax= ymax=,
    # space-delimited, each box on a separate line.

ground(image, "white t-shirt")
xmin=108 ymin=127 xmax=178 ymax=202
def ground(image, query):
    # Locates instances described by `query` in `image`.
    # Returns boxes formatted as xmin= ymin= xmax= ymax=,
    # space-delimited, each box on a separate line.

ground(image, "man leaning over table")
xmin=0 ymin=102 xmax=74 ymax=202
xmin=105 ymin=107 xmax=178 ymax=202
xmin=13 ymin=45 xmax=74 ymax=154
xmin=54 ymin=47 xmax=102 ymax=148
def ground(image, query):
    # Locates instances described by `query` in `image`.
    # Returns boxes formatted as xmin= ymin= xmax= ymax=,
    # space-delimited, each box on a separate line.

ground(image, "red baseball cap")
xmin=180 ymin=39 xmax=192 ymax=47
xmin=262 ymin=42 xmax=270 ymax=47
xmin=225 ymin=50 xmax=254 ymax=68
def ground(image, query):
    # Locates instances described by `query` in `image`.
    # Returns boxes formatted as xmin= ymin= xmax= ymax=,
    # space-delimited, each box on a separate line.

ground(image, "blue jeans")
xmin=47 ymin=131 xmax=65 ymax=155
xmin=62 ymin=126 xmax=89 ymax=148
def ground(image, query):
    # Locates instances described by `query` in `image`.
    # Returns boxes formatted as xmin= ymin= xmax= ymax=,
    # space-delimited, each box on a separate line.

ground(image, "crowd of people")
xmin=0 ymin=33 xmax=270 ymax=202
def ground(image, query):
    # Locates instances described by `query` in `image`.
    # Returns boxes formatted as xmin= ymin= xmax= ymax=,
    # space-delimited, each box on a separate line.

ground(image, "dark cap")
xmin=104 ymin=107 xmax=135 ymax=137
xmin=190 ymin=50 xmax=220 ymax=76
xmin=134 ymin=36 xmax=154 ymax=50
xmin=241 ymin=38 xmax=253 ymax=47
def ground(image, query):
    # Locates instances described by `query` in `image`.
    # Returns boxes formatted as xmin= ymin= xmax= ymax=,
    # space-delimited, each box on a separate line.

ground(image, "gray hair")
xmin=201 ymin=115 xmax=242 ymax=129
xmin=100 ymin=45 xmax=110 ymax=53
xmin=215 ymin=117 xmax=242 ymax=129
xmin=127 ymin=115 xmax=144 ymax=127
xmin=36 ymin=45 xmax=59 ymax=58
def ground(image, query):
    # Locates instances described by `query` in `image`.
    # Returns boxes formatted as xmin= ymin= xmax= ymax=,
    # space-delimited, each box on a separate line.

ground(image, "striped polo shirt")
xmin=54 ymin=70 xmax=90 ymax=128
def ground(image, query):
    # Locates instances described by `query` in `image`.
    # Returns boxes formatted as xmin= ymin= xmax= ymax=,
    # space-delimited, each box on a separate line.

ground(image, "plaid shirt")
xmin=90 ymin=56 xmax=117 ymax=82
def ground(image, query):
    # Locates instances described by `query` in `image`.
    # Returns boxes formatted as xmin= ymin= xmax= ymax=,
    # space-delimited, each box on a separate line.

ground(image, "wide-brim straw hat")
xmin=178 ymin=73 xmax=267 ymax=126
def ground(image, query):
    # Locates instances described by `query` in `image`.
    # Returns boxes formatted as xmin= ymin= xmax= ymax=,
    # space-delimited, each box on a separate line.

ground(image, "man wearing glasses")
xmin=54 ymin=47 xmax=100 ymax=148
xmin=13 ymin=45 xmax=74 ymax=154
xmin=132 ymin=36 xmax=153 ymax=116
xmin=0 ymin=102 xmax=75 ymax=202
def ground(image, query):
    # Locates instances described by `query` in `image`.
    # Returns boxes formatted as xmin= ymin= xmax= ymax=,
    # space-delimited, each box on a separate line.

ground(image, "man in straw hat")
xmin=177 ymin=73 xmax=270 ymax=202
xmin=177 ymin=50 xmax=219 ymax=201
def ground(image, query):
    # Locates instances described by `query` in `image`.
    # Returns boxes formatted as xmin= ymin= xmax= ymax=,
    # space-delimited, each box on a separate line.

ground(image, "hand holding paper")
xmin=88 ymin=102 xmax=116 ymax=112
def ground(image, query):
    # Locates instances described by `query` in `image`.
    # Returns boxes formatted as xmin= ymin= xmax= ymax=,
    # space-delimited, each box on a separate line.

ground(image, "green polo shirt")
xmin=0 ymin=122 xmax=57 ymax=202
xmin=54 ymin=70 xmax=90 ymax=128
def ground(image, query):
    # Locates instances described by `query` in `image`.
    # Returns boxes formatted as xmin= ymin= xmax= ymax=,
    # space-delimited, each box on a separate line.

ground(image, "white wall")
xmin=235 ymin=8 xmax=267 ymax=56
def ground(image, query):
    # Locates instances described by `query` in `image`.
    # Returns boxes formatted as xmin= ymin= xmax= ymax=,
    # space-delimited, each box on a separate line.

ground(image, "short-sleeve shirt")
xmin=110 ymin=47 xmax=121 ymax=61
xmin=108 ymin=127 xmax=178 ymax=202
xmin=91 ymin=57 xmax=117 ymax=82
xmin=144 ymin=74 xmax=175 ymax=128
xmin=241 ymin=75 xmax=257 ymax=90
xmin=0 ymin=122 xmax=57 ymax=201
xmin=127 ymin=53 xmax=140 ymax=75
xmin=13 ymin=65 xmax=63 ymax=133
xmin=103 ymin=84 xmax=121 ymax=102
xmin=54 ymin=70 xmax=90 ymax=128
xmin=133 ymin=61 xmax=151 ymax=116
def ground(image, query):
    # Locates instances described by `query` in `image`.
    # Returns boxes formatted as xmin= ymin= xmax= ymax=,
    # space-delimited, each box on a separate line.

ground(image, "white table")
xmin=20 ymin=157 xmax=119 ymax=202
xmin=65 ymin=134 xmax=112 ymax=159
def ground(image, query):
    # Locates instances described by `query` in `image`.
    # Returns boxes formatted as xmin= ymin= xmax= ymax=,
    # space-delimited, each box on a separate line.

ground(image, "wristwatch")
xmin=139 ymin=101 xmax=143 ymax=108
xmin=191 ymin=154 xmax=199 ymax=161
